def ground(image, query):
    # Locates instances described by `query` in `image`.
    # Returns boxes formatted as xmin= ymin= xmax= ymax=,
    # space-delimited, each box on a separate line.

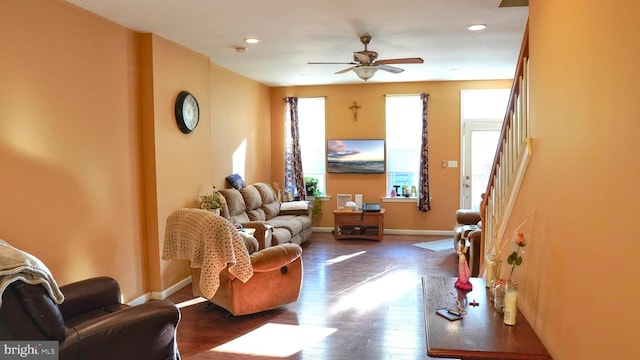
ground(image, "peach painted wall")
xmin=142 ymin=34 xmax=213 ymax=291
xmin=0 ymin=1 xmax=148 ymax=299
xmin=209 ymin=64 xmax=272 ymax=186
xmin=135 ymin=35 xmax=272 ymax=291
xmin=0 ymin=1 xmax=272 ymax=301
xmin=501 ymin=1 xmax=640 ymax=358
xmin=270 ymin=80 xmax=511 ymax=232
xmin=149 ymin=55 xmax=272 ymax=289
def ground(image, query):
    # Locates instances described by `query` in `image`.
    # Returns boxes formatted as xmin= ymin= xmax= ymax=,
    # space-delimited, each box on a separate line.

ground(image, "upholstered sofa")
xmin=219 ymin=182 xmax=312 ymax=249
xmin=453 ymin=209 xmax=482 ymax=277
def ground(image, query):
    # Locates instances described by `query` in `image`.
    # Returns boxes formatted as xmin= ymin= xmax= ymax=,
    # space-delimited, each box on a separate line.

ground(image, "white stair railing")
xmin=481 ymin=23 xmax=532 ymax=267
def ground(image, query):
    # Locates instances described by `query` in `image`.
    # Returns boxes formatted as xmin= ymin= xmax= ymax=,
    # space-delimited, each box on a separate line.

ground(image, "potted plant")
xmin=303 ymin=177 xmax=323 ymax=223
xmin=311 ymin=189 xmax=324 ymax=224
xmin=199 ymin=186 xmax=224 ymax=215
xmin=304 ymin=177 xmax=319 ymax=197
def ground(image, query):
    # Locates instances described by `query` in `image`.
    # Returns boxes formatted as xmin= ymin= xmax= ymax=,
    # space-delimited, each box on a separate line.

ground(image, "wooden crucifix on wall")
xmin=349 ymin=101 xmax=361 ymax=121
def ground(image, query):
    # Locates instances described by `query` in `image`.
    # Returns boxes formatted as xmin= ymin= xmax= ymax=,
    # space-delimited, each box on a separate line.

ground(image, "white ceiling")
xmin=65 ymin=0 xmax=528 ymax=87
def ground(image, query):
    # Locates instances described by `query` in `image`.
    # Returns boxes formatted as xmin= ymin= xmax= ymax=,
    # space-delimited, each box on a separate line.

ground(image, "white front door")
xmin=461 ymin=121 xmax=501 ymax=210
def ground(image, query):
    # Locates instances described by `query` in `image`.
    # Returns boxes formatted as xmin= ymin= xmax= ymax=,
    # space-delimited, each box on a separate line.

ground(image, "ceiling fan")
xmin=308 ymin=35 xmax=424 ymax=81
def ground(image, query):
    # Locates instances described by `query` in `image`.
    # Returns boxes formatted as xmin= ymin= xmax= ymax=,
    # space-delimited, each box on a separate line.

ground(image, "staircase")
xmin=480 ymin=23 xmax=531 ymax=266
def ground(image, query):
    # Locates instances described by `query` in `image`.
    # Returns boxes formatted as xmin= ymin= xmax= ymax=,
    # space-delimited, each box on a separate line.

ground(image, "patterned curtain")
xmin=418 ymin=93 xmax=431 ymax=212
xmin=284 ymin=97 xmax=306 ymax=200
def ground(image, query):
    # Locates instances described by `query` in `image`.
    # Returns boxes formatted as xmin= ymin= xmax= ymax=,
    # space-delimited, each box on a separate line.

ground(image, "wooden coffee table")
xmin=422 ymin=277 xmax=551 ymax=360
xmin=333 ymin=209 xmax=385 ymax=241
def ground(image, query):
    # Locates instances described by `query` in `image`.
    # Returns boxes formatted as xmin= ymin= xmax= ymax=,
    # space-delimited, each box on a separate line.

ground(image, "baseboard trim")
xmin=311 ymin=226 xmax=333 ymax=232
xmin=127 ymin=276 xmax=192 ymax=306
xmin=311 ymin=227 xmax=453 ymax=236
xmin=384 ymin=229 xmax=453 ymax=236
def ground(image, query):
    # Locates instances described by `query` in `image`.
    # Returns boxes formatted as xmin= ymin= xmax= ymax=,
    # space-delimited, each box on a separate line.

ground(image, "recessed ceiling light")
xmin=244 ymin=37 xmax=261 ymax=44
xmin=467 ymin=24 xmax=487 ymax=31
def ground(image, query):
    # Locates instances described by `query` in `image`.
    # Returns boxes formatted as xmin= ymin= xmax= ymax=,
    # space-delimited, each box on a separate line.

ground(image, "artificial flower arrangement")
xmin=488 ymin=213 xmax=535 ymax=320
xmin=507 ymin=231 xmax=527 ymax=281
xmin=490 ymin=212 xmax=536 ymax=274
xmin=500 ymin=231 xmax=527 ymax=325
xmin=199 ymin=186 xmax=224 ymax=209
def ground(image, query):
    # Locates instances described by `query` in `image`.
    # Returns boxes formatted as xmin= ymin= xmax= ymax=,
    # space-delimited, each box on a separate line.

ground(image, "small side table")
xmin=333 ymin=209 xmax=385 ymax=241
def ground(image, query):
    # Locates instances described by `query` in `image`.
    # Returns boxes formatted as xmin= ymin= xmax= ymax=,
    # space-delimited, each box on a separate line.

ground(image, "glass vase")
xmin=503 ymin=281 xmax=519 ymax=325
xmin=485 ymin=254 xmax=502 ymax=302
xmin=493 ymin=280 xmax=507 ymax=313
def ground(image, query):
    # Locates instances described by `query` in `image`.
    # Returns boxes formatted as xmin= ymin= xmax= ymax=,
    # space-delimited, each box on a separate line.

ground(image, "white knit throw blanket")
xmin=0 ymin=239 xmax=65 ymax=308
xmin=163 ymin=209 xmax=253 ymax=300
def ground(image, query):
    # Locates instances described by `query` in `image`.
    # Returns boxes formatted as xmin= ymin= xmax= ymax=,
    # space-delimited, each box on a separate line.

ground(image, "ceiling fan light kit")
xmin=308 ymin=35 xmax=423 ymax=82
xmin=353 ymin=66 xmax=378 ymax=81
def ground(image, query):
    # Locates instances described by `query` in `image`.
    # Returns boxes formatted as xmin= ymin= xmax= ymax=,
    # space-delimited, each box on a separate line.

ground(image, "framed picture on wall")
xmin=336 ymin=194 xmax=352 ymax=209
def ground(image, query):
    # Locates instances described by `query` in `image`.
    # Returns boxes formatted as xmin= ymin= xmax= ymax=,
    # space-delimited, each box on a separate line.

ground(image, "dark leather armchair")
xmin=0 ymin=276 xmax=180 ymax=360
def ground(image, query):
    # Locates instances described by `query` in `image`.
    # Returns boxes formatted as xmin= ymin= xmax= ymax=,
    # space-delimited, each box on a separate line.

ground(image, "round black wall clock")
xmin=175 ymin=91 xmax=199 ymax=134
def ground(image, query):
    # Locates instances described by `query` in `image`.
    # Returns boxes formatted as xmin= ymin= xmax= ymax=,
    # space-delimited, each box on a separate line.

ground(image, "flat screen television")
xmin=327 ymin=139 xmax=385 ymax=174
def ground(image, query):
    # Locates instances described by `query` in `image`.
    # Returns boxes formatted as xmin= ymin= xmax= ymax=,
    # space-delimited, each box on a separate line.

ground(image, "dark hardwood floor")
xmin=166 ymin=232 xmax=457 ymax=360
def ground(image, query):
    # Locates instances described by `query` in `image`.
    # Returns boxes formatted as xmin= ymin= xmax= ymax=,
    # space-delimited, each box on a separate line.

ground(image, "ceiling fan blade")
xmin=308 ymin=62 xmax=357 ymax=65
xmin=377 ymin=64 xmax=405 ymax=74
xmin=375 ymin=57 xmax=424 ymax=65
xmin=353 ymin=52 xmax=371 ymax=64
xmin=335 ymin=66 xmax=356 ymax=74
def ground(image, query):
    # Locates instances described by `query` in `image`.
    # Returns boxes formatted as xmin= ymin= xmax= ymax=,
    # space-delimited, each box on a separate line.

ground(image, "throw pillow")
xmin=226 ymin=173 xmax=246 ymax=189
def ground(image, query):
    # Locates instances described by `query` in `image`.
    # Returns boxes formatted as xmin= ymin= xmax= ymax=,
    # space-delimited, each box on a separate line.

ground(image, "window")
xmin=461 ymin=89 xmax=510 ymax=120
xmin=297 ymin=97 xmax=326 ymax=195
xmin=385 ymin=95 xmax=422 ymax=197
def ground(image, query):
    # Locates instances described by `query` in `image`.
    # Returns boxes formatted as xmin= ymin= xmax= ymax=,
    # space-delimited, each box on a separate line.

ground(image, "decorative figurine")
xmin=455 ymin=238 xmax=473 ymax=291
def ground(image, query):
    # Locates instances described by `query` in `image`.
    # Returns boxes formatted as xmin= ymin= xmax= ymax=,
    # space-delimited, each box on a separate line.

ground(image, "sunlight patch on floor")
xmin=175 ymin=296 xmax=208 ymax=309
xmin=330 ymin=268 xmax=416 ymax=315
xmin=324 ymin=250 xmax=366 ymax=265
xmin=211 ymin=323 xmax=337 ymax=357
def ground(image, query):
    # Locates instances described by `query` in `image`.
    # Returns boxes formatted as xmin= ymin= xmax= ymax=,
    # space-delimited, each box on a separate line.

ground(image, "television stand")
xmin=333 ymin=209 xmax=385 ymax=242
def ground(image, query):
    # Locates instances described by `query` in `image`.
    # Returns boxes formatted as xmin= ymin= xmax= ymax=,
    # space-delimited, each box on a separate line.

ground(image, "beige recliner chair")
xmin=164 ymin=209 xmax=303 ymax=316
xmin=191 ymin=242 xmax=302 ymax=316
